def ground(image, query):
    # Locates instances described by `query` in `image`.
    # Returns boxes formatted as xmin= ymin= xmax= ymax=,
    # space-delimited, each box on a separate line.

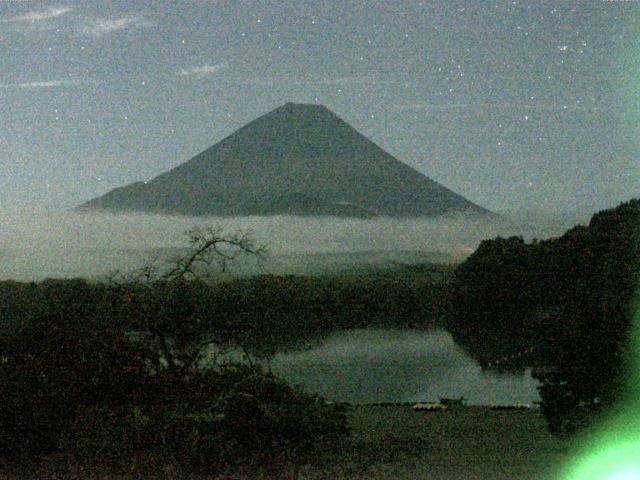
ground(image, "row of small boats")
xmin=412 ymin=401 xmax=534 ymax=411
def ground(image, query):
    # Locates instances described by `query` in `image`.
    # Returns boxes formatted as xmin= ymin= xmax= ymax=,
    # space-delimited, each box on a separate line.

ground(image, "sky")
xmin=0 ymin=0 xmax=638 ymax=214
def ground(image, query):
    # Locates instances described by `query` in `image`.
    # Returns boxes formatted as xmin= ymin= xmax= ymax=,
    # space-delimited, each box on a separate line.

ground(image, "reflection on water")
xmin=268 ymin=329 xmax=540 ymax=405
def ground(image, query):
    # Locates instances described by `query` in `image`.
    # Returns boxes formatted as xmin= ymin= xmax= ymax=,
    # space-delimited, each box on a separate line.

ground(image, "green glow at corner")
xmin=563 ymin=439 xmax=640 ymax=480
xmin=560 ymin=298 xmax=640 ymax=480
xmin=609 ymin=469 xmax=640 ymax=480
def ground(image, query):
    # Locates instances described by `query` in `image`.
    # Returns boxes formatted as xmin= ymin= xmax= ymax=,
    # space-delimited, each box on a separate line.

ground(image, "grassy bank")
xmin=3 ymin=406 xmax=571 ymax=479
xmin=334 ymin=405 xmax=570 ymax=480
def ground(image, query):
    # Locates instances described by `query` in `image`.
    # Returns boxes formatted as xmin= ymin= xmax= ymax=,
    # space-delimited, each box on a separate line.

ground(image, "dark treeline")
xmin=447 ymin=198 xmax=640 ymax=435
xmin=0 ymin=264 xmax=448 ymax=356
xmin=206 ymin=264 xmax=450 ymax=355
xmin=0 ymin=276 xmax=351 ymax=476
xmin=0 ymin=257 xmax=448 ymax=475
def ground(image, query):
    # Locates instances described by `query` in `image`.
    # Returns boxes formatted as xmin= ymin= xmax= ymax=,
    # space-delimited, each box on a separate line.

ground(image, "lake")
xmin=268 ymin=329 xmax=540 ymax=405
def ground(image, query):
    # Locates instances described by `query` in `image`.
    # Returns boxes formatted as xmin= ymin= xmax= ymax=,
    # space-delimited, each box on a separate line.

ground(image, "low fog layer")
xmin=0 ymin=209 xmax=588 ymax=281
xmin=269 ymin=329 xmax=540 ymax=405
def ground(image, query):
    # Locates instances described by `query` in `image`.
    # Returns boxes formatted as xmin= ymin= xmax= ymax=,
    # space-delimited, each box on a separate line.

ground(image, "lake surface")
xmin=268 ymin=329 xmax=540 ymax=405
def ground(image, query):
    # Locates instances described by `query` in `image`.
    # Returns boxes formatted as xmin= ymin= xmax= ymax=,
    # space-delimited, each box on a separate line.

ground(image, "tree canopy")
xmin=446 ymin=198 xmax=640 ymax=434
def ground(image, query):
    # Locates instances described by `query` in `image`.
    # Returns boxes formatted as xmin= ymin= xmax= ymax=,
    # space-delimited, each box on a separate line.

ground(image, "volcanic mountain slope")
xmin=79 ymin=103 xmax=492 ymax=218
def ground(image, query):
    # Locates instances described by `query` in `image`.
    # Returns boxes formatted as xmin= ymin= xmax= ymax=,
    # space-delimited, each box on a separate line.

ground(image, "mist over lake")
xmin=0 ymin=208 xmax=561 ymax=407
xmin=269 ymin=329 xmax=540 ymax=405
xmin=0 ymin=208 xmax=568 ymax=406
xmin=0 ymin=210 xmax=585 ymax=281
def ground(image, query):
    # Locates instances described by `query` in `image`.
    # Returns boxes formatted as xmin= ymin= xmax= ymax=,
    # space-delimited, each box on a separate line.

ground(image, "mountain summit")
xmin=79 ymin=103 xmax=491 ymax=218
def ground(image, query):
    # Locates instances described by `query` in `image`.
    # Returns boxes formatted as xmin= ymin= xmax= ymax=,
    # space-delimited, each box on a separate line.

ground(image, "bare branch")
xmin=160 ymin=225 xmax=266 ymax=282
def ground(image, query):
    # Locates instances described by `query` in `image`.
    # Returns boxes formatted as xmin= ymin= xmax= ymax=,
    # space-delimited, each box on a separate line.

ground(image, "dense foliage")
xmin=0 ymin=277 xmax=351 ymax=473
xmin=447 ymin=198 xmax=640 ymax=435
xmin=5 ymin=228 xmax=450 ymax=473
xmin=0 ymin=256 xmax=446 ymax=473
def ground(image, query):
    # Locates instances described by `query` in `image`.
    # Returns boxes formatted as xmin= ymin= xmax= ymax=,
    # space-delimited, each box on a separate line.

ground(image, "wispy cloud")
xmin=79 ymin=15 xmax=153 ymax=37
xmin=0 ymin=79 xmax=89 ymax=89
xmin=395 ymin=102 xmax=481 ymax=111
xmin=179 ymin=64 xmax=228 ymax=77
xmin=1 ymin=8 xmax=153 ymax=38
xmin=395 ymin=102 xmax=603 ymax=112
xmin=0 ymin=6 xmax=74 ymax=23
xmin=304 ymin=75 xmax=397 ymax=86
xmin=216 ymin=75 xmax=396 ymax=88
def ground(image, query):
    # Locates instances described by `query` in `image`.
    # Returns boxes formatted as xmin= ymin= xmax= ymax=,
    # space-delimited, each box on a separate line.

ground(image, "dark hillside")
xmin=446 ymin=198 xmax=640 ymax=434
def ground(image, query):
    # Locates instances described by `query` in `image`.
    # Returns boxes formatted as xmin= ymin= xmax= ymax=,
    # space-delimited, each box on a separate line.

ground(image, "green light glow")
xmin=608 ymin=468 xmax=640 ymax=480
xmin=560 ymin=297 xmax=640 ymax=480
xmin=559 ymin=16 xmax=640 ymax=478
xmin=563 ymin=439 xmax=640 ymax=480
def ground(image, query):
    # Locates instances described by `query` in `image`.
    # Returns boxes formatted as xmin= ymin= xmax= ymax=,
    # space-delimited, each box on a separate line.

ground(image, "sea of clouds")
xmin=0 ymin=208 xmax=591 ymax=282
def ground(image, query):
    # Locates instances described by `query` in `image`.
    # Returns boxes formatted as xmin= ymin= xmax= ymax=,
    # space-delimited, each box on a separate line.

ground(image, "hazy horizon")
xmin=0 ymin=206 xmax=598 ymax=282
